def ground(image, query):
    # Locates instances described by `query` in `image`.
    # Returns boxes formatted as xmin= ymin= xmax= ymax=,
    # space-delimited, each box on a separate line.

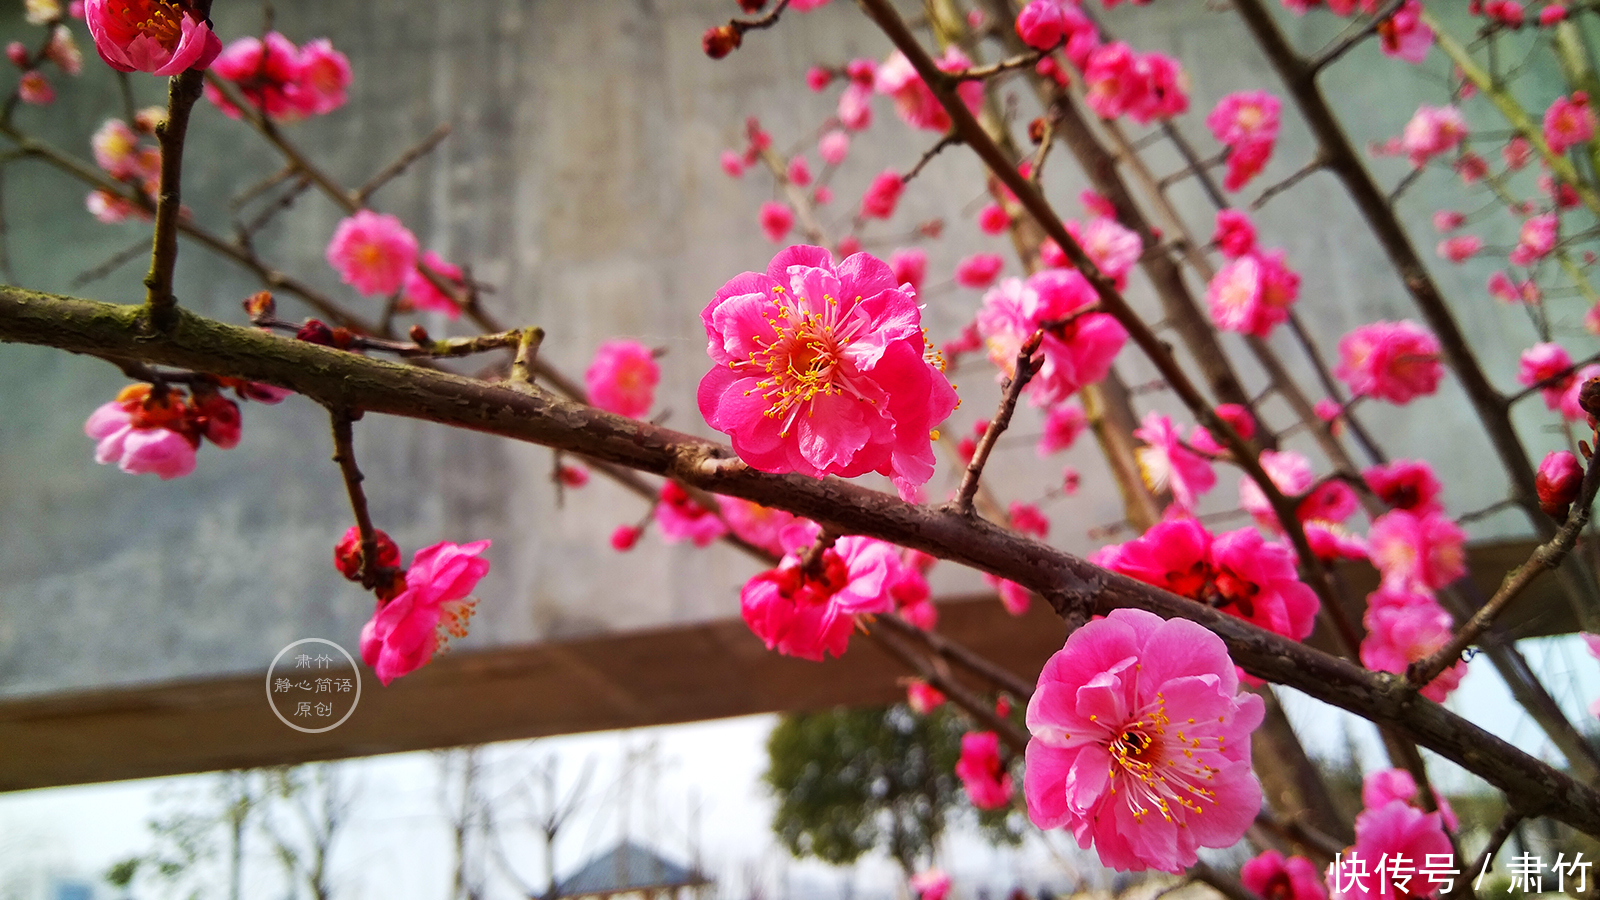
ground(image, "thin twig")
xmin=1307 ymin=0 xmax=1407 ymax=74
xmin=143 ymin=67 xmax=208 ymax=328
xmin=876 ymin=612 xmax=1036 ymax=699
xmin=955 ymin=329 xmax=1043 ymax=514
xmin=867 ymin=624 xmax=1029 ymax=754
xmin=70 ymin=236 xmax=152 ymax=289
xmin=1250 ymin=151 xmax=1328 ymax=212
xmin=903 ymin=132 xmax=962 ymax=185
xmin=1467 ymin=809 xmax=1526 ymax=893
xmin=328 ymin=407 xmax=396 ymax=592
xmin=354 ymin=123 xmax=453 ymax=205
xmin=946 ymin=46 xmax=1051 ymax=82
xmin=509 ymin=327 xmax=545 ymax=390
xmin=1410 ymin=442 xmax=1600 ymax=686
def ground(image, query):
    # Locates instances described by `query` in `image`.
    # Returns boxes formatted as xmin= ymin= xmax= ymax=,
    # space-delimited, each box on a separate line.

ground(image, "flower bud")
xmin=1579 ymin=376 xmax=1600 ymax=424
xmin=610 ymin=525 xmax=641 ymax=552
xmin=1537 ymin=450 xmax=1583 ymax=520
xmin=296 ymin=319 xmax=335 ymax=346
xmin=242 ymin=290 xmax=275 ymax=319
xmin=702 ymin=24 xmax=741 ymax=59
xmin=737 ymin=0 xmax=766 ymax=11
xmin=333 ymin=526 xmax=401 ymax=582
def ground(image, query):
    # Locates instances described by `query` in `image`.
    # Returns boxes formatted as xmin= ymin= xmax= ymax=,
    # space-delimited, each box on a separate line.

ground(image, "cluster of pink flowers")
xmin=84 ymin=110 xmax=165 ymax=222
xmin=1083 ymin=42 xmax=1189 ymax=125
xmin=1205 ymin=247 xmax=1302 ymax=337
xmin=1094 ymin=518 xmax=1321 ymax=642
xmin=325 ymin=210 xmax=419 ymax=297
xmin=1025 ymin=608 xmax=1264 ymax=873
xmin=352 ymin=534 xmax=491 ymax=685
xmin=83 ymin=0 xmax=221 ymax=76
xmin=655 ymin=481 xmax=728 ymax=548
xmin=1360 ymin=586 xmax=1467 ymax=701
xmin=585 ymin=340 xmax=660 ymax=419
xmin=84 ymin=379 xmax=285 ymax=479
xmin=203 ymin=33 xmax=351 ymax=120
xmin=739 ymin=524 xmax=902 ymax=661
xmin=698 ymin=246 xmax=958 ymax=501
xmin=7 ymin=14 xmax=82 ymax=106
xmin=1066 ymin=215 xmax=1142 ymax=288
xmin=974 ymin=269 xmax=1128 ymax=407
xmin=1334 ymin=320 xmax=1444 ymax=405
xmin=1133 ymin=412 xmax=1216 ymax=512
xmin=955 ymin=731 xmax=1014 ymax=809
xmin=1208 ymin=92 xmax=1281 ymax=191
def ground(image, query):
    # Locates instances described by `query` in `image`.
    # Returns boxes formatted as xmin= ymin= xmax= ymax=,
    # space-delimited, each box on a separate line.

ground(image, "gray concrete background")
xmin=0 ymin=0 xmax=1588 ymax=697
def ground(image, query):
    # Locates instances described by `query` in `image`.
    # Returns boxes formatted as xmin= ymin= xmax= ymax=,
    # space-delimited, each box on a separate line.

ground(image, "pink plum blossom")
xmin=585 ymin=340 xmax=659 ymax=419
xmin=860 ymin=169 xmax=904 ymax=219
xmin=1207 ymin=250 xmax=1299 ymax=337
xmin=985 ymin=574 xmax=1033 ymax=616
xmin=1367 ymin=509 xmax=1466 ymax=592
xmin=1378 ymin=0 xmax=1433 ymax=64
xmin=1509 ymin=213 xmax=1558 ymax=266
xmin=698 ymin=246 xmax=958 ymax=500
xmin=83 ymin=0 xmax=222 ymax=76
xmin=907 ymin=679 xmax=946 ymax=714
xmin=1544 ymin=92 xmax=1594 ymax=154
xmin=719 ymin=150 xmax=746 ymax=178
xmin=889 ymin=247 xmax=927 ymax=293
xmin=1038 ymin=402 xmax=1087 ymax=455
xmin=1361 ymin=768 xmax=1459 ymax=831
xmin=360 ymin=540 xmax=490 ymax=685
xmin=18 ymin=71 xmax=53 ymax=104
xmin=975 ymin=271 xmax=1126 ymax=406
xmin=1431 ymin=210 xmax=1465 ymax=232
xmin=92 ymin=118 xmax=158 ymax=181
xmin=1241 ymin=851 xmax=1329 ymax=900
xmin=1334 ymin=320 xmax=1443 ymax=405
xmin=739 ymin=529 xmax=897 ymax=661
xmin=836 ymin=80 xmax=873 ymax=130
xmin=818 ymin=129 xmax=849 ymax=165
xmin=1016 ymin=0 xmax=1067 ymax=49
xmin=955 ymin=253 xmax=1004 ymax=289
xmin=874 ymin=48 xmax=983 ymax=133
xmin=325 ymin=210 xmax=419 ymax=297
xmin=1134 ymin=411 xmax=1216 ymax=511
xmin=1400 ymin=105 xmax=1466 ymax=167
xmin=205 ymin=33 xmax=303 ymax=119
xmin=786 ymin=155 xmax=812 ymax=187
xmin=1361 ymin=590 xmax=1467 ymax=701
xmin=294 ymin=39 xmax=351 ymax=117
xmin=1025 ymin=608 xmax=1264 ymax=873
xmin=910 ymin=869 xmax=952 ymax=900
xmin=655 ymin=481 xmax=728 ymax=547
xmin=84 ymin=394 xmax=197 ymax=479
xmin=1328 ymin=801 xmax=1454 ymax=900
xmin=1537 ymin=450 xmax=1583 ymax=518
xmin=1084 ymin=43 xmax=1190 ymax=125
xmin=401 ymin=250 xmax=465 ymax=318
xmin=758 ymin=201 xmax=794 ymax=243
xmin=1069 ymin=216 xmax=1142 ymax=286
xmin=718 ymin=497 xmax=800 ymax=557
xmin=978 ymin=203 xmax=1011 ymax=235
xmin=956 ymin=731 xmax=1014 ymax=809
xmin=1517 ymin=341 xmax=1574 ymax=409
xmin=1436 ymin=235 xmax=1480 ymax=262
xmin=1364 ymin=459 xmax=1443 ymax=514
xmin=1213 ymin=209 xmax=1256 ymax=258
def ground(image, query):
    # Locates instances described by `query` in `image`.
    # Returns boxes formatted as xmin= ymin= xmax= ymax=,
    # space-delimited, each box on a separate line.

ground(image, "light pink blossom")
xmin=1378 ymin=0 xmax=1433 ymax=64
xmin=956 ymin=731 xmax=1014 ymax=809
xmin=655 ymin=481 xmax=728 ymax=547
xmin=1509 ymin=213 xmax=1558 ymax=266
xmin=818 ymin=129 xmax=849 ymax=165
xmin=985 ymin=574 xmax=1033 ymax=616
xmin=719 ymin=150 xmax=746 ymax=178
xmin=83 ymin=0 xmax=221 ymax=76
xmin=1436 ymin=235 xmax=1480 ymax=262
xmin=585 ymin=339 xmax=659 ymax=419
xmin=325 ymin=210 xmax=419 ymax=297
xmin=698 ymin=246 xmax=958 ymax=500
xmin=975 ymin=272 xmax=1126 ymax=406
xmin=1517 ymin=341 xmax=1574 ymax=409
xmin=1544 ymin=91 xmax=1594 ymax=154
xmin=1328 ymin=800 xmax=1453 ymax=900
xmin=84 ymin=396 xmax=197 ymax=479
xmin=1069 ymin=216 xmax=1141 ymax=286
xmin=1025 ymin=608 xmax=1264 ymax=873
xmin=360 ymin=540 xmax=490 ymax=685
xmin=836 ymin=80 xmax=872 ymax=131
xmin=1134 ymin=411 xmax=1216 ymax=511
xmin=1361 ymin=768 xmax=1459 ymax=831
xmin=18 ymin=71 xmax=53 ymax=104
xmin=401 ymin=250 xmax=465 ymax=318
xmin=1334 ymin=320 xmax=1443 ymax=405
xmin=204 ymin=33 xmax=304 ymax=119
xmin=1400 ymin=105 xmax=1466 ymax=167
xmin=1367 ymin=509 xmax=1466 ymax=592
xmin=874 ymin=47 xmax=983 ymax=133
xmin=1431 ymin=210 xmax=1465 ymax=232
xmin=1361 ymin=591 xmax=1466 ymax=701
xmin=1207 ymin=91 xmax=1280 ymax=148
xmin=718 ymin=496 xmax=801 ymax=558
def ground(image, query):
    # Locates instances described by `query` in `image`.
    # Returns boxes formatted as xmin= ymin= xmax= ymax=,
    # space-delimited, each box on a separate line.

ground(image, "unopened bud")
xmin=295 ymin=319 xmax=334 ymax=346
xmin=329 ymin=327 xmax=357 ymax=350
xmin=243 ymin=290 xmax=275 ymax=319
xmin=408 ymin=324 xmax=432 ymax=345
xmin=1028 ymin=116 xmax=1048 ymax=144
xmin=6 ymin=42 xmax=28 ymax=69
xmin=610 ymin=525 xmax=641 ymax=552
xmin=1578 ymin=376 xmax=1600 ymax=423
xmin=702 ymin=24 xmax=741 ymax=59
xmin=1536 ymin=450 xmax=1583 ymax=520
xmin=333 ymin=526 xmax=401 ymax=582
xmin=737 ymin=0 xmax=767 ymax=11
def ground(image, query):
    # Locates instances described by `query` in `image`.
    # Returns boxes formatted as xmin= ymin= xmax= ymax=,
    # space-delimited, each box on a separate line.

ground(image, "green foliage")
xmin=764 ymin=703 xmax=1023 ymax=874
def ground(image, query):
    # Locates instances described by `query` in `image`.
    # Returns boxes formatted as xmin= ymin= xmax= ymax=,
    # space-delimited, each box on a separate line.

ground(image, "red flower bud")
xmin=296 ymin=319 xmax=335 ymax=345
xmin=1537 ymin=450 xmax=1583 ymax=520
xmin=243 ymin=290 xmax=275 ymax=320
xmin=610 ymin=525 xmax=641 ymax=552
xmin=334 ymin=526 xmax=401 ymax=582
xmin=702 ymin=24 xmax=741 ymax=59
xmin=192 ymin=392 xmax=242 ymax=449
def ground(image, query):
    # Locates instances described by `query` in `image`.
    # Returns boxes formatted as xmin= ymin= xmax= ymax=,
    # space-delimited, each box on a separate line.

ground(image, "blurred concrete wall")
xmin=0 ymin=0 xmax=1579 ymax=697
